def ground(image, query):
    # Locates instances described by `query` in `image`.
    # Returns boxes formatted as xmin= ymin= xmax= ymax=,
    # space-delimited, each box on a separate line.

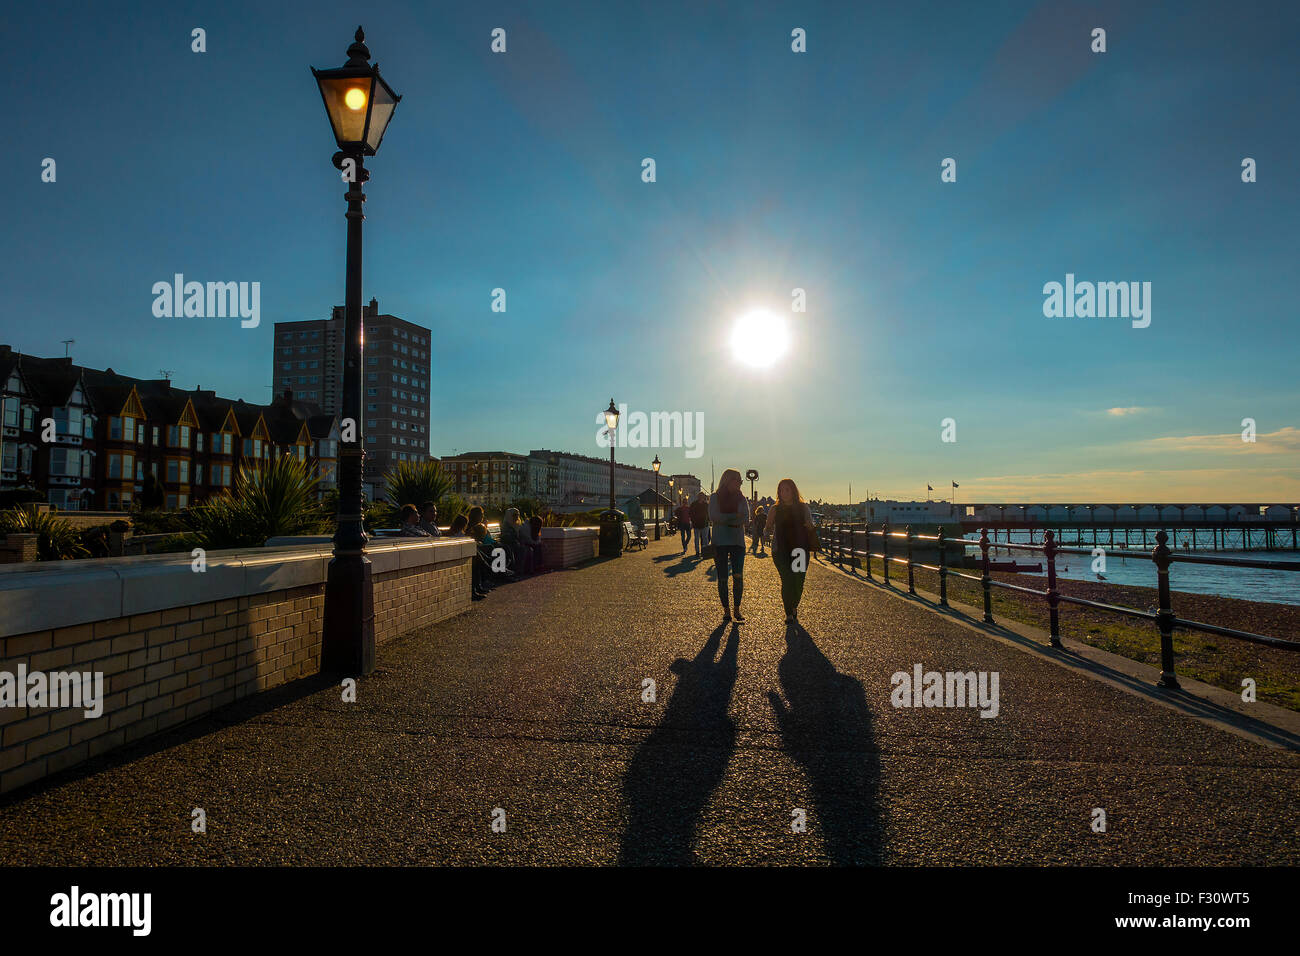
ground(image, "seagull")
xmin=1096 ymin=572 xmax=1107 ymax=581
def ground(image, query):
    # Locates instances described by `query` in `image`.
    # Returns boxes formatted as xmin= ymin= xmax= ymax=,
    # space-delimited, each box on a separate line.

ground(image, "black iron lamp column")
xmin=313 ymin=26 xmax=401 ymax=676
xmin=604 ymin=398 xmax=619 ymax=511
xmin=652 ymin=454 xmax=661 ymax=539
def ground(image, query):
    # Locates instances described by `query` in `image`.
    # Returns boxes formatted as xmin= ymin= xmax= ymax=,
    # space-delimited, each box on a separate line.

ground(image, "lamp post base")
xmin=321 ymin=554 xmax=375 ymax=676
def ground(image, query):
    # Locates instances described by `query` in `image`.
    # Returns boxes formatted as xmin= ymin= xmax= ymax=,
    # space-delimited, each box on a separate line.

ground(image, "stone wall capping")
xmin=0 ymin=537 xmax=474 ymax=639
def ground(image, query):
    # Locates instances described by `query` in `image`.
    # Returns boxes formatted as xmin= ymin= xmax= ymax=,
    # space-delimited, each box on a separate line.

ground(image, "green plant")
xmin=0 ymin=488 xmax=46 ymax=509
xmin=128 ymin=507 xmax=190 ymax=535
xmin=139 ymin=473 xmax=165 ymax=510
xmin=508 ymin=496 xmax=547 ymax=518
xmin=376 ymin=460 xmax=452 ymax=526
xmin=384 ymin=460 xmax=452 ymax=508
xmin=0 ymin=504 xmax=89 ymax=560
xmin=186 ymin=455 xmax=324 ymax=549
xmin=436 ymin=491 xmax=469 ymax=526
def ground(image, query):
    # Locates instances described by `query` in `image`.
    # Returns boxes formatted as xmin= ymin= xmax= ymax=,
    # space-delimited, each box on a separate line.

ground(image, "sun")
xmin=730 ymin=309 xmax=790 ymax=368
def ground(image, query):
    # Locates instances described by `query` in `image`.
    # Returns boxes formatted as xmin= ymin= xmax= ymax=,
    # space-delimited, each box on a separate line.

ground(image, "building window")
xmin=108 ymin=453 xmax=134 ymax=479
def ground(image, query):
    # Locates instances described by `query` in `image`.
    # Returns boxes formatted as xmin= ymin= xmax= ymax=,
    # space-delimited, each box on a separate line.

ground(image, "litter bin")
xmin=599 ymin=508 xmax=625 ymax=557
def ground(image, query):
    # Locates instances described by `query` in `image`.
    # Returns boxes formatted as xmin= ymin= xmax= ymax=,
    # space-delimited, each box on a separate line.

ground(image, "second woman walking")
xmin=709 ymin=468 xmax=751 ymax=622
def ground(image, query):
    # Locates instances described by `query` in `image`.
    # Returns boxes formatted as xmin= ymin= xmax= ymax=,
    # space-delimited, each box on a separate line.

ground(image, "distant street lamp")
xmin=746 ymin=468 xmax=759 ymax=507
xmin=652 ymin=455 xmax=661 ymax=539
xmin=314 ymin=26 xmax=401 ymax=677
xmin=604 ymin=398 xmax=619 ymax=511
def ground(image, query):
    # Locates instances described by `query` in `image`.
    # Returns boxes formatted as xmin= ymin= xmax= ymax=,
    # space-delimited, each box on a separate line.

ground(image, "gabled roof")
xmin=231 ymin=402 xmax=269 ymax=439
xmin=14 ymin=354 xmax=85 ymax=408
xmin=188 ymin=390 xmax=240 ymax=432
xmin=306 ymin=413 xmax=338 ymax=440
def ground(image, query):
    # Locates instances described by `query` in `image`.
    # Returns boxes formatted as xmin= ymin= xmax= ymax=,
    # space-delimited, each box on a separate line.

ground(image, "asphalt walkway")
xmin=1 ymin=536 xmax=1296 ymax=865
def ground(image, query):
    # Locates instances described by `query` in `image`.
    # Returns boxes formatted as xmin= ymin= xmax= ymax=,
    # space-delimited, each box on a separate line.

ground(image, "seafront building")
xmin=1 ymin=345 xmax=339 ymax=511
xmin=272 ymin=298 xmax=430 ymax=494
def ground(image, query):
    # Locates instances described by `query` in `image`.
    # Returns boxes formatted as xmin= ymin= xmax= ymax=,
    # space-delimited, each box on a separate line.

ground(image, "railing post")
xmin=1044 ymin=529 xmax=1061 ymax=647
xmin=937 ymin=527 xmax=948 ymax=606
xmin=980 ymin=527 xmax=993 ymax=623
xmin=835 ymin=524 xmax=843 ymax=566
xmin=882 ymin=520 xmax=891 ymax=586
xmin=849 ymin=525 xmax=857 ymax=570
xmin=1153 ymin=530 xmax=1179 ymax=688
xmin=865 ymin=522 xmax=873 ymax=580
xmin=906 ymin=524 xmax=915 ymax=594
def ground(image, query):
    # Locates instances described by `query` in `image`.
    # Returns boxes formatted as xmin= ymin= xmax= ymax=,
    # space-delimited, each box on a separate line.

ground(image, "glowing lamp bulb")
xmin=344 ymin=87 xmax=367 ymax=111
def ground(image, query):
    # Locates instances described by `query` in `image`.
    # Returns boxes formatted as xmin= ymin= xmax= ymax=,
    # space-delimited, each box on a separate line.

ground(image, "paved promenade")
xmin=1 ymin=536 xmax=1296 ymax=865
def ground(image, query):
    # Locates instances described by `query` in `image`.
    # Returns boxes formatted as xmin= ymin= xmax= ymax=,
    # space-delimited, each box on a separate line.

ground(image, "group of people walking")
xmin=672 ymin=469 xmax=818 ymax=624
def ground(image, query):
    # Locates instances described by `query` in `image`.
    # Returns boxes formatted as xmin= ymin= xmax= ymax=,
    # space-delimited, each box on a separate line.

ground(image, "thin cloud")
xmin=1106 ymin=406 xmax=1149 ymax=417
xmin=1145 ymin=426 xmax=1300 ymax=454
xmin=954 ymin=467 xmax=1300 ymax=500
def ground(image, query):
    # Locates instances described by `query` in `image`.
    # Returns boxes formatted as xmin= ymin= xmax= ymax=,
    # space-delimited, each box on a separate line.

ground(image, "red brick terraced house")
xmin=0 ymin=345 xmax=340 ymax=512
xmin=0 ymin=350 xmax=98 ymax=510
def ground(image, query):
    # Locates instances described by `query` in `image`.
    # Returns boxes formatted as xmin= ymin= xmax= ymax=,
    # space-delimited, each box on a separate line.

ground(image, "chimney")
xmin=367 ymin=297 xmax=378 ymax=317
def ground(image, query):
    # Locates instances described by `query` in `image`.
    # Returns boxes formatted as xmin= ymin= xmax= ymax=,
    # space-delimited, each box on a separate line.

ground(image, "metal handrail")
xmin=820 ymin=522 xmax=1300 ymax=689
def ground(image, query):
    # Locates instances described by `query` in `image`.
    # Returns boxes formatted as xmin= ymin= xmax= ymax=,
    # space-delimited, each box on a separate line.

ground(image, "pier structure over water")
xmin=959 ymin=502 xmax=1300 ymax=551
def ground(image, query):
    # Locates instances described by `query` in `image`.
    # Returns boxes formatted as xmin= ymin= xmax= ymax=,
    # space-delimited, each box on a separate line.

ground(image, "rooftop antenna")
xmin=159 ymin=369 xmax=173 ymax=381
xmin=61 ymin=338 xmax=75 ymax=357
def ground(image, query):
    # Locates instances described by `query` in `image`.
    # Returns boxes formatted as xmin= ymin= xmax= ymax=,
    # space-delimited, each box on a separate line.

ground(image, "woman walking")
xmin=709 ymin=468 xmax=751 ymax=622
xmin=765 ymin=478 xmax=815 ymax=624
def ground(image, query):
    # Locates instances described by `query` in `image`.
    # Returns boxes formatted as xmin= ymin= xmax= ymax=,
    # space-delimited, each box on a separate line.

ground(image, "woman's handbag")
xmin=805 ymin=520 xmax=823 ymax=553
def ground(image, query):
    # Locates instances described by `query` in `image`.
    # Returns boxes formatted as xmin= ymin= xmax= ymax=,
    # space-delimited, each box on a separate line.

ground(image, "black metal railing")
xmin=820 ymin=522 xmax=1300 ymax=688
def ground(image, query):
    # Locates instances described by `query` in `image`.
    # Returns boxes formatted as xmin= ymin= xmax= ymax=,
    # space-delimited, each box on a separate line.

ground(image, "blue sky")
xmin=6 ymin=0 xmax=1297 ymax=502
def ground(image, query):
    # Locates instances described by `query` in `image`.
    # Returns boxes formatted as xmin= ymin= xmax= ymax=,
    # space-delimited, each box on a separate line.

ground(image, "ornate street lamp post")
xmin=313 ymin=27 xmax=401 ymax=676
xmin=604 ymin=399 xmax=619 ymax=511
xmin=652 ymin=454 xmax=661 ymax=539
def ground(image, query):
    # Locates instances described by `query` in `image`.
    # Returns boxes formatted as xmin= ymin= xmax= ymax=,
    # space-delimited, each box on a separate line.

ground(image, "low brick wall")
xmin=0 ymin=534 xmax=38 ymax=564
xmin=0 ymin=536 xmax=475 ymax=795
xmin=539 ymin=527 xmax=599 ymax=569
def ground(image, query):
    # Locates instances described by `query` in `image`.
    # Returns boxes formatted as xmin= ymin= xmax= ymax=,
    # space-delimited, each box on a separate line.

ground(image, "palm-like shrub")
xmin=0 ymin=504 xmax=89 ymax=560
xmin=375 ymin=460 xmax=452 ymax=525
xmin=187 ymin=454 xmax=324 ymax=549
xmin=383 ymin=460 xmax=452 ymax=509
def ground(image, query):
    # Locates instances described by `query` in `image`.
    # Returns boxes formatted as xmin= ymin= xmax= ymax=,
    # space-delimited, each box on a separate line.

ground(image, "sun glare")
xmin=730 ymin=309 xmax=790 ymax=368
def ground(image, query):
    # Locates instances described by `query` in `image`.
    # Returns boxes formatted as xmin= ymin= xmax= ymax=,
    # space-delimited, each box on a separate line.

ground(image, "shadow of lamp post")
xmin=313 ymin=26 xmax=401 ymax=676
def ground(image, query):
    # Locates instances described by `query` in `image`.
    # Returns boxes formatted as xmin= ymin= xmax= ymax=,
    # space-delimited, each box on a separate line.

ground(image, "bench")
xmin=623 ymin=521 xmax=648 ymax=551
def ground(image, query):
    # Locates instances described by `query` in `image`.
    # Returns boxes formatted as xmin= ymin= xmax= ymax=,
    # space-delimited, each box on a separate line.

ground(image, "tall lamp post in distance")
xmin=598 ymin=398 xmax=623 ymax=558
xmin=604 ymin=398 xmax=619 ymax=511
xmin=652 ymin=454 xmax=662 ymax=539
xmin=312 ymin=26 xmax=401 ymax=676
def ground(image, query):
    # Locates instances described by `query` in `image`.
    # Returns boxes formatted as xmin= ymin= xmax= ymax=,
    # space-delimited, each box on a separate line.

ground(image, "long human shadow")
xmin=768 ymin=622 xmax=885 ymax=865
xmin=659 ymin=552 xmax=703 ymax=577
xmin=619 ymin=624 xmax=740 ymax=865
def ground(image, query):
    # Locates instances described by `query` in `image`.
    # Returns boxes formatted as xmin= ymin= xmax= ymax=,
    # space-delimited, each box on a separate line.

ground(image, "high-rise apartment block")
xmin=272 ymin=298 xmax=431 ymax=489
